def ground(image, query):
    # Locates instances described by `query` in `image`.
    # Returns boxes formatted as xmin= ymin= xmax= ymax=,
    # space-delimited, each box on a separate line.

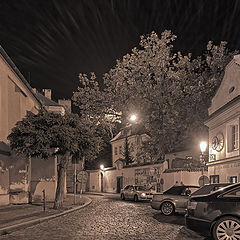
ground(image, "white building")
xmin=205 ymin=55 xmax=240 ymax=183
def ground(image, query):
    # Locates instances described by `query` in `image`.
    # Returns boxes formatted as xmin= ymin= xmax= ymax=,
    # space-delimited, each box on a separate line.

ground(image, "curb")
xmin=0 ymin=196 xmax=92 ymax=236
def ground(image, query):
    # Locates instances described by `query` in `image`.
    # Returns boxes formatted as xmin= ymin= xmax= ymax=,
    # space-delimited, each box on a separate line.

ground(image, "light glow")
xmin=200 ymin=141 xmax=207 ymax=153
xmin=130 ymin=114 xmax=137 ymax=122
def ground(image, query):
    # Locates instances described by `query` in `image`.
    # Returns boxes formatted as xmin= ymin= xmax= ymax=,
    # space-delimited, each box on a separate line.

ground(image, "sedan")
xmin=151 ymin=185 xmax=200 ymax=216
xmin=120 ymin=185 xmax=153 ymax=201
xmin=186 ymin=182 xmax=240 ymax=239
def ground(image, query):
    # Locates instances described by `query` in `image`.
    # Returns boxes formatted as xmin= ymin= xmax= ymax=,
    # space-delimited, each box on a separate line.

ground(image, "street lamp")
xmin=129 ymin=114 xmax=137 ymax=122
xmin=200 ymin=141 xmax=208 ymax=186
xmin=200 ymin=141 xmax=207 ymax=154
xmin=100 ymin=164 xmax=104 ymax=171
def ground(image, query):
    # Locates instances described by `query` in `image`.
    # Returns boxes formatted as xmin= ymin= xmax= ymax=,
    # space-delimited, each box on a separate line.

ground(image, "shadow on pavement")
xmin=153 ymin=212 xmax=186 ymax=226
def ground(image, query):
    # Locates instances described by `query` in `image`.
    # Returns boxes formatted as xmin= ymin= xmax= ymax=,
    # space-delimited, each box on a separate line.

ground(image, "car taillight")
xmin=187 ymin=200 xmax=198 ymax=210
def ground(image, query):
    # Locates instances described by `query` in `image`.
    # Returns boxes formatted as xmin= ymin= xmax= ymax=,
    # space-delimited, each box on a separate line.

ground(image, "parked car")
xmin=120 ymin=185 xmax=154 ymax=201
xmin=186 ymin=182 xmax=240 ymax=239
xmin=150 ymin=185 xmax=200 ymax=216
xmin=191 ymin=183 xmax=232 ymax=196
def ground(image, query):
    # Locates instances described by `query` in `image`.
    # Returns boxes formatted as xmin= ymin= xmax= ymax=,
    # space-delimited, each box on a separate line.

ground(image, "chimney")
xmin=43 ymin=89 xmax=51 ymax=99
xmin=58 ymin=99 xmax=72 ymax=113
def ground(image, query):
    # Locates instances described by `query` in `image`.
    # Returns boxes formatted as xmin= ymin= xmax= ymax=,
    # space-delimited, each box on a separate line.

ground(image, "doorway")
xmin=116 ymin=176 xmax=123 ymax=193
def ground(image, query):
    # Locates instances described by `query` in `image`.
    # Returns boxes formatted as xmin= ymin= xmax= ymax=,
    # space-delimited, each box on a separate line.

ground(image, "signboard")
xmin=77 ymin=171 xmax=88 ymax=183
xmin=198 ymin=175 xmax=209 ymax=187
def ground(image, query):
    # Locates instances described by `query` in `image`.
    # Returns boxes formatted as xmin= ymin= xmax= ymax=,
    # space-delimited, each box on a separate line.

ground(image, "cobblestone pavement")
xmin=0 ymin=195 xmax=207 ymax=240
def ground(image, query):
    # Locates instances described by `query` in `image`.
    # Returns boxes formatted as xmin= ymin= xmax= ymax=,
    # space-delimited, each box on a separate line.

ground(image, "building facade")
xmin=205 ymin=55 xmax=240 ymax=184
xmin=110 ymin=124 xmax=150 ymax=167
xmin=0 ymin=45 xmax=43 ymax=205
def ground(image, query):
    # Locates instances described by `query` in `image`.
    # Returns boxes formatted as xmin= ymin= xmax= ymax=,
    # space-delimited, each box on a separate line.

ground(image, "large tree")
xmin=8 ymin=110 xmax=101 ymax=209
xmin=73 ymin=30 xmax=235 ymax=161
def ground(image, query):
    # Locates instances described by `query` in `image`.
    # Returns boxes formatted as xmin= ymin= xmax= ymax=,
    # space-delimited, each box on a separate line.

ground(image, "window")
xmin=228 ymin=124 xmax=239 ymax=152
xmin=210 ymin=175 xmax=219 ymax=183
xmin=229 ymin=176 xmax=238 ymax=183
xmin=119 ymin=146 xmax=122 ymax=154
xmin=223 ymin=188 xmax=240 ymax=198
xmin=114 ymin=147 xmax=118 ymax=155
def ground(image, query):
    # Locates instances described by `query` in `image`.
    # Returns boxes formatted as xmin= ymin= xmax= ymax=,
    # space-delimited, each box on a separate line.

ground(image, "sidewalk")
xmin=0 ymin=194 xmax=91 ymax=235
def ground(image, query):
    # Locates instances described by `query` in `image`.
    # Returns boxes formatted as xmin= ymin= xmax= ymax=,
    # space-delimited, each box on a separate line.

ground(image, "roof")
xmin=0 ymin=45 xmax=43 ymax=108
xmin=36 ymin=92 xmax=63 ymax=107
xmin=110 ymin=124 xmax=149 ymax=143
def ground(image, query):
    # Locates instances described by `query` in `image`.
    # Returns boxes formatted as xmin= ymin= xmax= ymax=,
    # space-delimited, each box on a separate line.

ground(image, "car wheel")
xmin=120 ymin=193 xmax=125 ymax=200
xmin=212 ymin=216 xmax=240 ymax=240
xmin=134 ymin=194 xmax=138 ymax=202
xmin=161 ymin=201 xmax=174 ymax=216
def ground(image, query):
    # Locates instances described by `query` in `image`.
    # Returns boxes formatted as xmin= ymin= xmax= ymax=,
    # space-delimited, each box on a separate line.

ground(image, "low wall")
xmin=0 ymin=169 xmax=9 ymax=205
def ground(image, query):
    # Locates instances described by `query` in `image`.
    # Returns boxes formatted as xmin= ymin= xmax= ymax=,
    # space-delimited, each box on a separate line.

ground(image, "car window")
xmin=136 ymin=186 xmax=148 ymax=191
xmin=222 ymin=188 xmax=240 ymax=198
xmin=187 ymin=187 xmax=199 ymax=194
xmin=164 ymin=186 xmax=185 ymax=195
xmin=124 ymin=185 xmax=130 ymax=190
xmin=191 ymin=185 xmax=212 ymax=195
xmin=129 ymin=186 xmax=134 ymax=191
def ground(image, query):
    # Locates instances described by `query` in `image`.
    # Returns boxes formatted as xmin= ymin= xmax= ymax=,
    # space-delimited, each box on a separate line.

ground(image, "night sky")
xmin=1 ymin=0 xmax=240 ymax=101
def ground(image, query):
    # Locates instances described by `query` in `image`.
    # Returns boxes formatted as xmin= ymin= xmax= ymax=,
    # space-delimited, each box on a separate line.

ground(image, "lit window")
xmin=229 ymin=176 xmax=237 ymax=184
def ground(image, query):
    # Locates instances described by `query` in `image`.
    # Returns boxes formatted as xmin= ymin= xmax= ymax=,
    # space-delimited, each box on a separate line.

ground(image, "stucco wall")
xmin=162 ymin=170 xmax=207 ymax=191
xmin=31 ymin=156 xmax=57 ymax=201
xmin=0 ymin=168 xmax=9 ymax=205
xmin=0 ymin=51 xmax=41 ymax=205
xmin=208 ymin=161 xmax=240 ymax=183
xmin=89 ymin=162 xmax=168 ymax=193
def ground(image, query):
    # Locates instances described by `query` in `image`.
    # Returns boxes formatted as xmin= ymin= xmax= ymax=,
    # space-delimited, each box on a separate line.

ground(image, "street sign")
xmin=198 ymin=175 xmax=209 ymax=187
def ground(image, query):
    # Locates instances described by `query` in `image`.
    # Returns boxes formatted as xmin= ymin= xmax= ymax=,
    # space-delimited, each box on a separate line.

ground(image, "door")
xmin=100 ymin=172 xmax=103 ymax=192
xmin=117 ymin=176 xmax=123 ymax=193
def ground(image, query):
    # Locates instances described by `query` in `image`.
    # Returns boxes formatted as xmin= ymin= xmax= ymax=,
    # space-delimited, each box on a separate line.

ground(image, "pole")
xmin=74 ymin=160 xmax=76 ymax=205
xmin=80 ymin=156 xmax=85 ymax=197
xmin=42 ymin=189 xmax=46 ymax=212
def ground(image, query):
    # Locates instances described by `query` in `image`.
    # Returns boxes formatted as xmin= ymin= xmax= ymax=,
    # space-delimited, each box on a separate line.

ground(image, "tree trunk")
xmin=53 ymin=153 xmax=70 ymax=209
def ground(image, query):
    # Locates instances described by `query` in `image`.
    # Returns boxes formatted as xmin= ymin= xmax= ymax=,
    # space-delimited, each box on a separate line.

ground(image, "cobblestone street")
xmin=0 ymin=195 xmax=206 ymax=240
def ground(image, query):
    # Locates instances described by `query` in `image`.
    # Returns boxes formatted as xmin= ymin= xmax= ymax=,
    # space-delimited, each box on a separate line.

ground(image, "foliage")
xmin=8 ymin=110 xmax=101 ymax=160
xmin=8 ymin=110 xmax=101 ymax=208
xmin=123 ymin=136 xmax=134 ymax=165
xmin=73 ymin=30 xmax=235 ymax=162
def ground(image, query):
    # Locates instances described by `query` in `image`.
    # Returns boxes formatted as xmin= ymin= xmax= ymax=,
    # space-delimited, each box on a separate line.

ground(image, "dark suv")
xmin=186 ymin=183 xmax=240 ymax=239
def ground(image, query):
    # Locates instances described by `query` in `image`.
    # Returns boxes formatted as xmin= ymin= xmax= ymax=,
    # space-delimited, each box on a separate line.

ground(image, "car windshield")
xmin=164 ymin=186 xmax=186 ymax=195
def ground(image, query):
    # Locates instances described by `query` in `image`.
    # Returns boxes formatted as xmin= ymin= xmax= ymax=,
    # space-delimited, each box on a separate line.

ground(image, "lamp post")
xmin=200 ymin=141 xmax=207 ymax=186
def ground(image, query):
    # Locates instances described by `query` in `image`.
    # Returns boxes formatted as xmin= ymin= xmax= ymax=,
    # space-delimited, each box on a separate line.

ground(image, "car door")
xmin=176 ymin=187 xmax=199 ymax=210
xmin=215 ymin=187 xmax=240 ymax=216
xmin=123 ymin=185 xmax=130 ymax=199
xmin=128 ymin=186 xmax=135 ymax=200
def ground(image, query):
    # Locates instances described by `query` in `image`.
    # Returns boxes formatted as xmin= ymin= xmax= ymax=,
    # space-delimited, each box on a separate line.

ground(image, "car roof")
xmin=214 ymin=182 xmax=240 ymax=193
